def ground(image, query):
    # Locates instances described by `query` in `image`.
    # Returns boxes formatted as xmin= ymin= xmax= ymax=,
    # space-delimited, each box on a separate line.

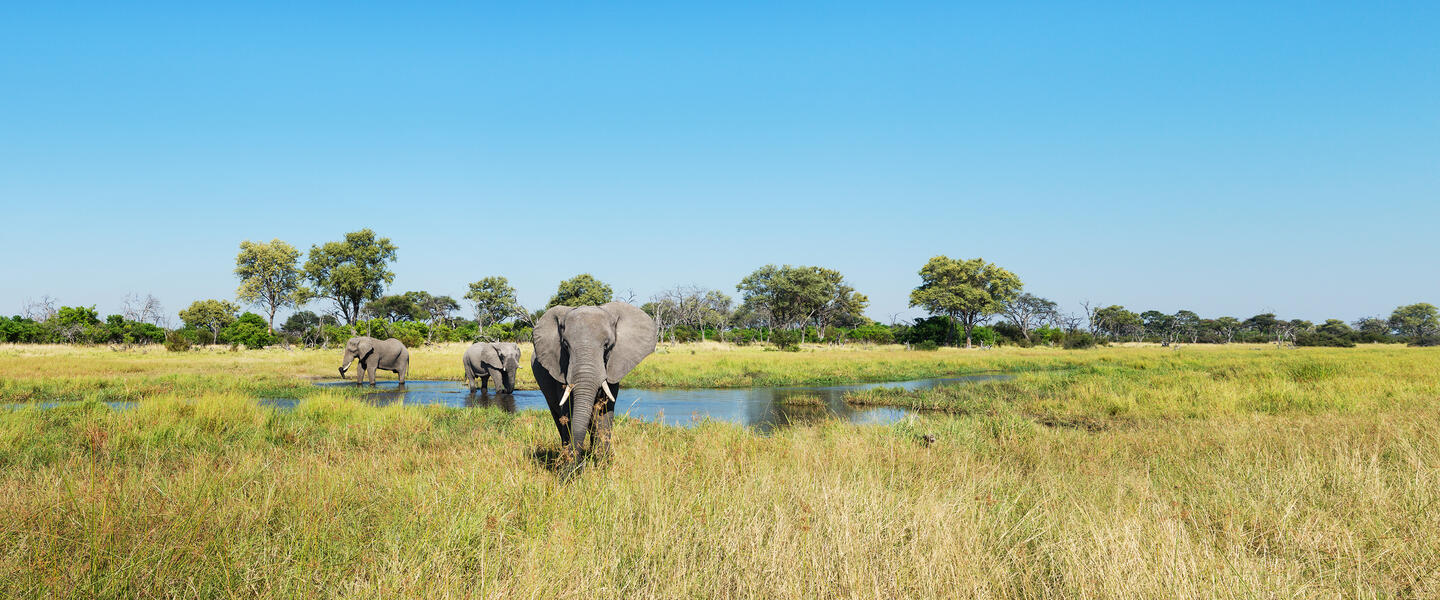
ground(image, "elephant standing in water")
xmin=532 ymin=302 xmax=656 ymax=478
xmin=462 ymin=342 xmax=521 ymax=393
xmin=339 ymin=336 xmax=409 ymax=385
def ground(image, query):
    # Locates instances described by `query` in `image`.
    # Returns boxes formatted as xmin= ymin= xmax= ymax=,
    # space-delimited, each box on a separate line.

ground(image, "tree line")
xmin=4 ymin=228 xmax=1438 ymax=350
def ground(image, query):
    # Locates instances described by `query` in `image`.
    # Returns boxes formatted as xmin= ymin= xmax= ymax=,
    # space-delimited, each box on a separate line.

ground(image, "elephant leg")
xmin=533 ymin=364 xmax=569 ymax=446
xmin=595 ymin=406 xmax=614 ymax=458
xmin=368 ymin=363 xmax=377 ymax=385
xmin=465 ymin=363 xmax=476 ymax=392
xmin=355 ymin=360 xmax=366 ymax=385
xmin=398 ymin=360 xmax=406 ymax=386
xmin=595 ymin=382 xmax=620 ymax=457
xmin=480 ymin=374 xmax=490 ymax=394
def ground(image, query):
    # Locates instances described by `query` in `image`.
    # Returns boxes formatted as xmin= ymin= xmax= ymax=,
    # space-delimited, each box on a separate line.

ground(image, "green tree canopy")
xmin=908 ymin=256 xmax=1021 ymax=348
xmin=465 ymin=276 xmax=520 ymax=326
xmin=235 ymin=238 xmax=308 ymax=331
xmin=547 ymin=274 xmax=613 ymax=308
xmin=363 ymin=294 xmax=424 ymax=322
xmin=1092 ymin=305 xmax=1142 ymax=340
xmin=1389 ymin=303 xmax=1440 ymax=339
xmin=179 ymin=299 xmax=240 ymax=344
xmin=736 ymin=265 xmax=868 ymax=342
xmin=1213 ymin=316 xmax=1242 ymax=343
xmin=304 ymin=229 xmax=398 ymax=324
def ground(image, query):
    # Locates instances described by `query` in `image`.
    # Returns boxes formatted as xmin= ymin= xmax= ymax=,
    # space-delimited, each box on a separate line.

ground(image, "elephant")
xmin=462 ymin=341 xmax=521 ymax=393
xmin=532 ymin=302 xmax=657 ymax=478
xmin=338 ymin=336 xmax=410 ymax=385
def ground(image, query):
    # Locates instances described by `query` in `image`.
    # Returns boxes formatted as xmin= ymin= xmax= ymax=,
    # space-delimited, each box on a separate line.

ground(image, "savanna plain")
xmin=2 ymin=343 xmax=1438 ymax=598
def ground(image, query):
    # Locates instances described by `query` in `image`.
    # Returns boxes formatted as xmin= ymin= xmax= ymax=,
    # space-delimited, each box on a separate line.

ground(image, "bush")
xmin=164 ymin=330 xmax=192 ymax=352
xmin=0 ymin=316 xmax=44 ymax=343
xmin=770 ymin=329 xmax=801 ymax=350
xmin=970 ymin=326 xmax=998 ymax=347
xmin=1410 ymin=335 xmax=1440 ymax=347
xmin=847 ymin=324 xmax=895 ymax=345
xmin=913 ymin=340 xmax=940 ymax=351
xmin=222 ymin=313 xmax=278 ymax=349
xmin=1063 ymin=332 xmax=1097 ymax=349
xmin=1296 ymin=332 xmax=1356 ymax=348
xmin=900 ymin=316 xmax=952 ymax=346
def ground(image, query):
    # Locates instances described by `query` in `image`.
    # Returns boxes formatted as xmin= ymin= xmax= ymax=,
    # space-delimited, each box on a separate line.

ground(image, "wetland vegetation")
xmin=3 ymin=343 xmax=1438 ymax=597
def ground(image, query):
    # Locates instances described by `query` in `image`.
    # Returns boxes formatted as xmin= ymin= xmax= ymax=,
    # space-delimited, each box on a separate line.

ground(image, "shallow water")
xmin=3 ymin=374 xmax=1011 ymax=432
xmin=288 ymin=374 xmax=1011 ymax=432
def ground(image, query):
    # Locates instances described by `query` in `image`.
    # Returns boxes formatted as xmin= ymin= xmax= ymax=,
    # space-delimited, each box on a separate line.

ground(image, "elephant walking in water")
xmin=462 ymin=342 xmax=521 ymax=393
xmin=339 ymin=336 xmax=409 ymax=385
xmin=532 ymin=302 xmax=656 ymax=478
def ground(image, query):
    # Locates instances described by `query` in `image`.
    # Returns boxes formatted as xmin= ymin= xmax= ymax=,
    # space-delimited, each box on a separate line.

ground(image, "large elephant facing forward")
xmin=339 ymin=336 xmax=409 ymax=385
xmin=462 ymin=342 xmax=521 ymax=393
xmin=532 ymin=302 xmax=656 ymax=477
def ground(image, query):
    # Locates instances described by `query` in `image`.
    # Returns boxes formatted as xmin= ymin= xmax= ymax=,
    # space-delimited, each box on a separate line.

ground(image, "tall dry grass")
xmin=1 ymin=393 xmax=1437 ymax=597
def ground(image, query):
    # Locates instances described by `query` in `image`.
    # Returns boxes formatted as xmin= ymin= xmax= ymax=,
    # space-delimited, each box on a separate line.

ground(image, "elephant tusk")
xmin=559 ymin=385 xmax=572 ymax=407
xmin=600 ymin=381 xmax=616 ymax=404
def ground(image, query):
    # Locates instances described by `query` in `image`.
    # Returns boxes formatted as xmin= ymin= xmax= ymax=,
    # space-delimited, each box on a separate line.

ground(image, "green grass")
xmin=845 ymin=345 xmax=1440 ymax=423
xmin=3 ymin=343 xmax=1440 ymax=597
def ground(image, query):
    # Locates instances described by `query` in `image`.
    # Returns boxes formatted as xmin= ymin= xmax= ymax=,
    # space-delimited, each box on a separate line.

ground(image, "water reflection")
xmin=303 ymin=374 xmax=1009 ymax=432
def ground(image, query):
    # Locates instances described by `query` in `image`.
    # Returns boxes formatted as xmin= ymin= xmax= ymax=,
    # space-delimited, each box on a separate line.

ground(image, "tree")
xmin=416 ymin=293 xmax=461 ymax=328
xmin=121 ymin=293 xmax=167 ymax=327
xmin=282 ymin=311 xmax=321 ymax=335
xmin=1214 ymin=316 xmax=1241 ymax=344
xmin=235 ymin=239 xmax=308 ymax=331
xmin=700 ymin=290 xmax=733 ymax=342
xmin=465 ymin=276 xmax=520 ymax=327
xmin=1390 ymin=303 xmax=1440 ymax=340
xmin=736 ymin=265 xmax=865 ymax=344
xmin=51 ymin=305 xmax=101 ymax=343
xmin=908 ymin=256 xmax=1021 ymax=348
xmin=1174 ymin=310 xmax=1201 ymax=344
xmin=304 ymin=229 xmax=398 ymax=324
xmin=547 ymin=274 xmax=613 ymax=308
xmin=1243 ymin=313 xmax=1280 ymax=343
xmin=1317 ymin=319 xmax=1353 ymax=338
xmin=815 ymin=279 xmax=869 ymax=339
xmin=1001 ymin=293 xmax=1058 ymax=342
xmin=364 ymin=294 xmax=425 ymax=322
xmin=1352 ymin=317 xmax=1392 ymax=343
xmin=1141 ymin=310 xmax=1177 ymax=345
xmin=179 ymin=299 xmax=239 ymax=344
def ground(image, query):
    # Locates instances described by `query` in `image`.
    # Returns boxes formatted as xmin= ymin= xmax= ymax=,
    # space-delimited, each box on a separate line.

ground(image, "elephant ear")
xmin=476 ymin=343 xmax=502 ymax=370
xmin=532 ymin=306 xmax=571 ymax=384
xmin=357 ymin=338 xmax=375 ymax=359
xmin=602 ymin=302 xmax=657 ymax=384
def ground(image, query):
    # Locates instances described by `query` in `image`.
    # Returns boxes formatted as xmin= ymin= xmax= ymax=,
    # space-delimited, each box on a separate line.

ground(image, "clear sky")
xmin=2 ymin=2 xmax=1437 ymax=325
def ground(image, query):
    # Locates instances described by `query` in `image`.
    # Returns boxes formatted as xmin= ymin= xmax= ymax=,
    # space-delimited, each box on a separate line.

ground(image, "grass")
xmin=2 ymin=343 xmax=1439 ymax=597
xmin=845 ymin=344 xmax=1440 ymax=423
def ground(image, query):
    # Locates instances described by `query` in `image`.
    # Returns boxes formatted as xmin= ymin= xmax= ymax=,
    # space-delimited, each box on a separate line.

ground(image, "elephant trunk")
xmin=503 ymin=355 xmax=519 ymax=393
xmin=501 ymin=368 xmax=515 ymax=393
xmin=566 ymin=346 xmax=604 ymax=456
xmin=340 ymin=350 xmax=355 ymax=375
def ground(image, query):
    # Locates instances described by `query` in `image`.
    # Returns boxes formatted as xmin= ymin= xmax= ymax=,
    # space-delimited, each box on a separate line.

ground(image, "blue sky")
xmin=2 ymin=2 xmax=1437 ymax=324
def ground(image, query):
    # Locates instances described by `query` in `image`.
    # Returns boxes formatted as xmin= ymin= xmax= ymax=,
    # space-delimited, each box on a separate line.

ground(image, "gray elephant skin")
xmin=339 ymin=336 xmax=410 ymax=385
xmin=462 ymin=341 xmax=521 ymax=393
xmin=532 ymin=302 xmax=656 ymax=477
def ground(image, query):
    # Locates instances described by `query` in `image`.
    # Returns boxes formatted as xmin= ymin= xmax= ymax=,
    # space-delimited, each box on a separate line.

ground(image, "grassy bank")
xmin=846 ymin=344 xmax=1440 ymax=424
xmin=2 ymin=393 xmax=1437 ymax=597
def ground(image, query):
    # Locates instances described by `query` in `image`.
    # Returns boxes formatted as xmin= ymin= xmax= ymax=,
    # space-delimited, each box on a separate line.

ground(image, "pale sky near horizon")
xmin=2 ymin=2 xmax=1437 ymax=325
